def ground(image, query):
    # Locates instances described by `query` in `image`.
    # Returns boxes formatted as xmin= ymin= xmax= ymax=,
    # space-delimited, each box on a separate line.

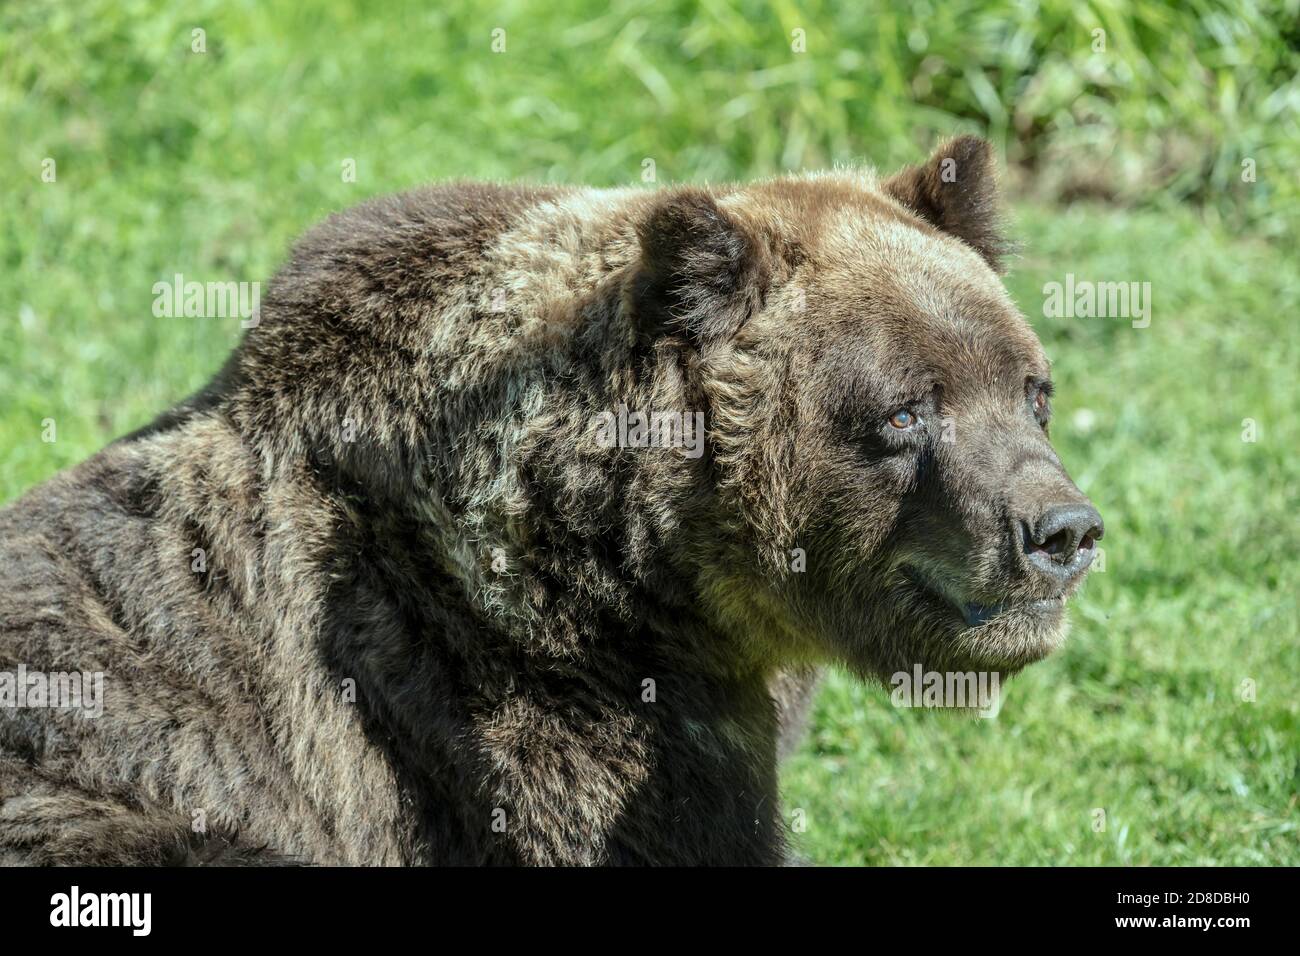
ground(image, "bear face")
xmin=631 ymin=137 xmax=1103 ymax=686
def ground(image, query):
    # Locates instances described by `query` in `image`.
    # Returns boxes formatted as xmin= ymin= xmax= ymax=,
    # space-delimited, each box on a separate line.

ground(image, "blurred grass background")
xmin=1 ymin=0 xmax=1296 ymax=864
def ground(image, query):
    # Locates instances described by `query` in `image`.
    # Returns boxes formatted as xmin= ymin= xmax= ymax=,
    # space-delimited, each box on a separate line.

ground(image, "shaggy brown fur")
xmin=0 ymin=137 xmax=1101 ymax=865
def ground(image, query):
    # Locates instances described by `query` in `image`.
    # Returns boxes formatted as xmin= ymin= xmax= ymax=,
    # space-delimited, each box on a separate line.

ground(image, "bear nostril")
xmin=1024 ymin=503 xmax=1105 ymax=577
xmin=1041 ymin=527 xmax=1074 ymax=560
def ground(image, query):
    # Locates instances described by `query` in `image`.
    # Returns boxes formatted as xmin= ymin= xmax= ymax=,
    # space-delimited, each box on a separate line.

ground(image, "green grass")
xmin=1 ymin=0 xmax=1296 ymax=864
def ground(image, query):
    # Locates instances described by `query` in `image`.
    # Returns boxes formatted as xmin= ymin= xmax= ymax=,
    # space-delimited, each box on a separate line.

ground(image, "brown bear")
xmin=0 ymin=136 xmax=1102 ymax=865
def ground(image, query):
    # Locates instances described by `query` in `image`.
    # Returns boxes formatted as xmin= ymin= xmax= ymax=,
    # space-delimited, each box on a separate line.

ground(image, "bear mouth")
xmin=901 ymin=566 xmax=1064 ymax=630
xmin=960 ymin=596 xmax=1064 ymax=628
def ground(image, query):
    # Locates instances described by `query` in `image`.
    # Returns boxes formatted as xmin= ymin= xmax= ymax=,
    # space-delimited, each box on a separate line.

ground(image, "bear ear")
xmin=630 ymin=189 xmax=767 ymax=346
xmin=882 ymin=135 xmax=1008 ymax=272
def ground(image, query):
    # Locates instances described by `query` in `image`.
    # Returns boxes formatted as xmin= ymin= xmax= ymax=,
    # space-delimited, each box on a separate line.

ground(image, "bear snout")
xmin=1019 ymin=501 xmax=1105 ymax=588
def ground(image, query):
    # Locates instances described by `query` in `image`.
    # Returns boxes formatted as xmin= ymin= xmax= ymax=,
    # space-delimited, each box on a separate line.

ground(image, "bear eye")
xmin=888 ymin=408 xmax=917 ymax=430
xmin=1028 ymin=380 xmax=1053 ymax=427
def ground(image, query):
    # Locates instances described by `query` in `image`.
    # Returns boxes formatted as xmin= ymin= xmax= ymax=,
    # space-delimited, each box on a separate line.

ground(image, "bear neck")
xmin=294 ymin=471 xmax=785 ymax=863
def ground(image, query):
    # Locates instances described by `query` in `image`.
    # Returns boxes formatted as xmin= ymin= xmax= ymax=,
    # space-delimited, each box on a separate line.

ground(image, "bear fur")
xmin=0 ymin=137 xmax=1099 ymax=864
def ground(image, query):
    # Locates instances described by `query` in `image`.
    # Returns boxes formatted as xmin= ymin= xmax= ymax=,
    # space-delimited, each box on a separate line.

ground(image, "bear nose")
xmin=1022 ymin=503 xmax=1104 ymax=583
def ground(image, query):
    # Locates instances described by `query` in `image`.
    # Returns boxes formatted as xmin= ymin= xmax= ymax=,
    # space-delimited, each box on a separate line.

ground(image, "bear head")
xmin=625 ymin=136 xmax=1103 ymax=685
